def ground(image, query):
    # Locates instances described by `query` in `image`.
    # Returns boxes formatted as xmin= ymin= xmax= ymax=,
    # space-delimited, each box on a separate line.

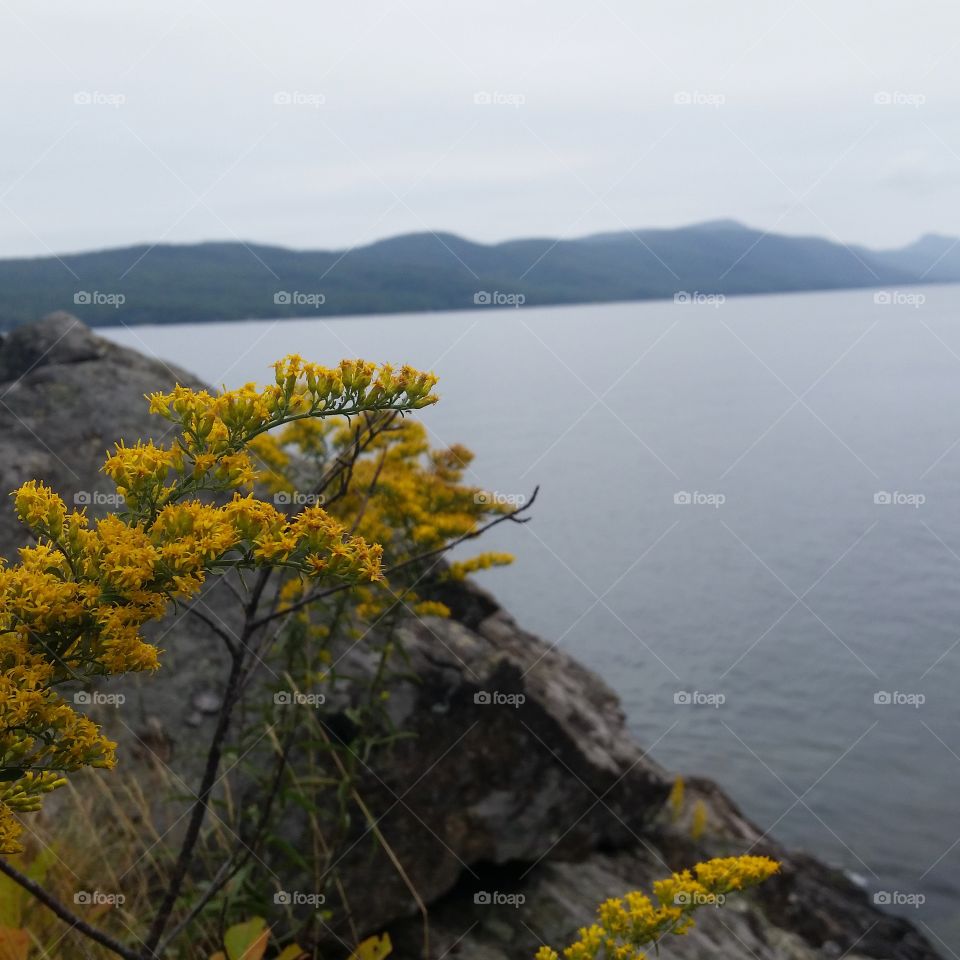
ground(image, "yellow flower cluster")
xmin=411 ymin=600 xmax=452 ymax=618
xmin=0 ymin=356 xmax=439 ymax=851
xmin=534 ymin=856 xmax=779 ymax=960
xmin=101 ymin=356 xmax=436 ymax=517
xmin=448 ymin=552 xmax=515 ymax=581
xmin=334 ymin=420 xmax=511 ymax=554
xmin=253 ymin=418 xmax=516 ymax=627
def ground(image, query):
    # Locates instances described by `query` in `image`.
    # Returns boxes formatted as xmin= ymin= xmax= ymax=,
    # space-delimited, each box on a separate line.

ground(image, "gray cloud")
xmin=0 ymin=0 xmax=957 ymax=257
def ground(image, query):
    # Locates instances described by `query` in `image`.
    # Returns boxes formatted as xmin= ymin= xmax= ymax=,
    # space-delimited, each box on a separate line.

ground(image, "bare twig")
xmin=0 ymin=858 xmax=141 ymax=960
xmin=183 ymin=604 xmax=237 ymax=655
xmin=317 ymin=411 xmax=399 ymax=511
xmin=141 ymin=647 xmax=247 ymax=957
xmin=250 ymin=486 xmax=539 ymax=630
xmin=347 ymin=449 xmax=388 ymax=535
xmin=155 ymin=728 xmax=294 ymax=956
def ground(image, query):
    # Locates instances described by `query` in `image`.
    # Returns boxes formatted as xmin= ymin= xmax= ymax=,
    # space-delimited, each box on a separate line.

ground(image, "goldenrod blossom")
xmin=537 ymin=856 xmax=779 ymax=960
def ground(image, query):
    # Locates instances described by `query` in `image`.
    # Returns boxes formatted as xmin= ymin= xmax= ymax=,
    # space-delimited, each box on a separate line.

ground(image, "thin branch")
xmin=183 ymin=605 xmax=237 ymax=655
xmin=221 ymin=574 xmax=247 ymax=607
xmin=249 ymin=486 xmax=539 ymax=631
xmin=245 ymin=567 xmax=273 ymax=620
xmin=385 ymin=485 xmax=538 ymax=577
xmin=0 ymin=858 xmax=141 ymax=960
xmin=316 ymin=411 xmax=399 ymax=511
xmin=141 ymin=648 xmax=247 ymax=957
xmin=347 ymin=449 xmax=388 ymax=535
xmin=155 ymin=728 xmax=293 ymax=956
xmin=156 ymin=856 xmax=234 ymax=955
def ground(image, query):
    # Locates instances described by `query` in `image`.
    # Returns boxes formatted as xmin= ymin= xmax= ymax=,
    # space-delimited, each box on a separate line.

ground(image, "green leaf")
xmin=223 ymin=917 xmax=268 ymax=960
xmin=26 ymin=845 xmax=57 ymax=887
xmin=275 ymin=947 xmax=306 ymax=960
xmin=266 ymin=838 xmax=309 ymax=872
xmin=0 ymin=873 xmax=24 ymax=927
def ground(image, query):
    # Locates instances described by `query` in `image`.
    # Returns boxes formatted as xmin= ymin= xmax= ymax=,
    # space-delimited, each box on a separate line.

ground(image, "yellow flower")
xmin=537 ymin=857 xmax=779 ymax=960
xmin=412 ymin=600 xmax=451 ymax=618
xmin=448 ymin=552 xmax=514 ymax=581
xmin=12 ymin=480 xmax=67 ymax=536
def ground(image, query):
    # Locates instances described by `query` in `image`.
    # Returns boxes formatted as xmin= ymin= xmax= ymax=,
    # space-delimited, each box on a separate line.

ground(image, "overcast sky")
xmin=0 ymin=0 xmax=957 ymax=258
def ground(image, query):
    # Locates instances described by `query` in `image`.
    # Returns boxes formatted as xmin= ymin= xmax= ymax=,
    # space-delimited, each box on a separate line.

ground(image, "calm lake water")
xmin=106 ymin=286 xmax=960 ymax=948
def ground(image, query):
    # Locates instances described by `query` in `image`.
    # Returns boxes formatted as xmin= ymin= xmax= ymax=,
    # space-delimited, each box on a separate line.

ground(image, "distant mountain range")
xmin=2 ymin=220 xmax=959 ymax=328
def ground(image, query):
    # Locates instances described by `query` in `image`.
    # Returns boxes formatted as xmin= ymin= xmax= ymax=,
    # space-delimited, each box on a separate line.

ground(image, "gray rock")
xmin=0 ymin=312 xmax=233 ymax=799
xmin=192 ymin=691 xmax=223 ymax=714
xmin=315 ymin=601 xmax=672 ymax=933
